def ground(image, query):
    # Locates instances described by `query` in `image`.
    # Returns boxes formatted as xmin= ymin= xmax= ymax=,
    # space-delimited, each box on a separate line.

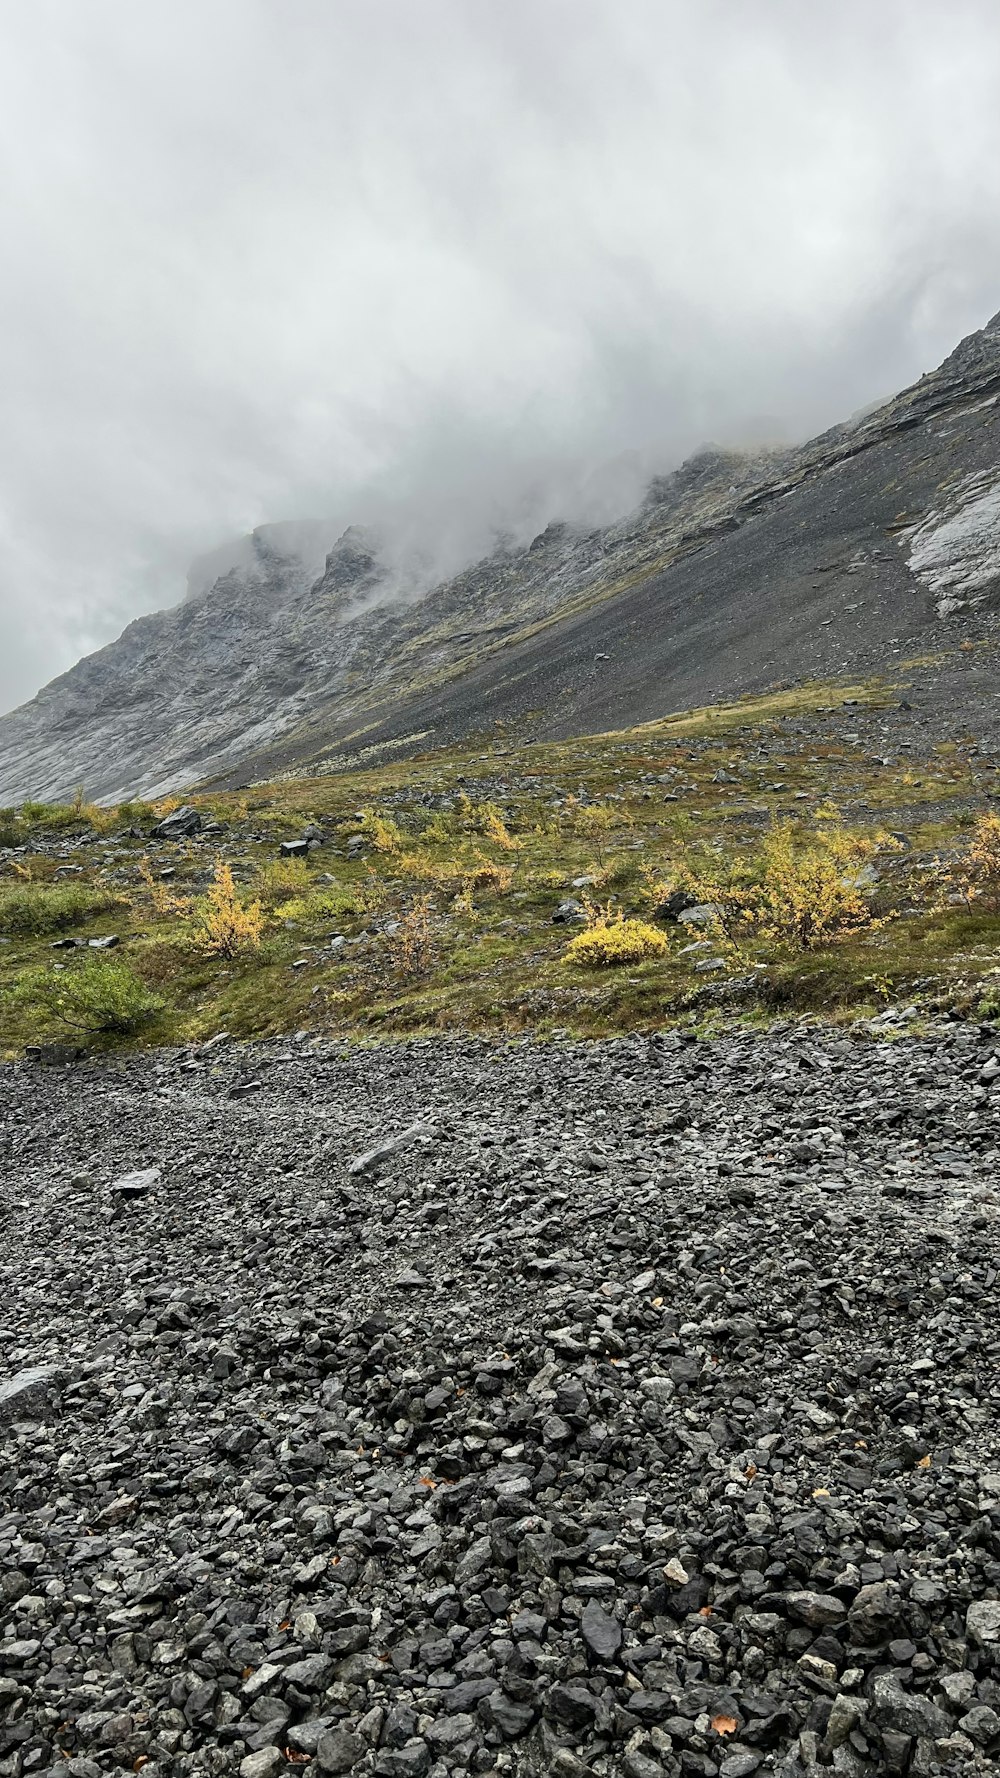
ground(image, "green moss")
xmin=0 ymin=881 xmax=121 ymax=936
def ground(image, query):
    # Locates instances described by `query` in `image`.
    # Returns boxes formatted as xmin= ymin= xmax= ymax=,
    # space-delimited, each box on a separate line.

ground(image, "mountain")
xmin=5 ymin=312 xmax=1000 ymax=803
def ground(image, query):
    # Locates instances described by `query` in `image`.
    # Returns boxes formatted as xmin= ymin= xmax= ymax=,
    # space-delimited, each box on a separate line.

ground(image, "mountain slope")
xmin=5 ymin=313 xmax=1000 ymax=802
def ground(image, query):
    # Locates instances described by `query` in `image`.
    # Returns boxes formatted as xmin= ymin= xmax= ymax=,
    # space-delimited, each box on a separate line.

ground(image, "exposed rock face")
xmin=5 ymin=314 xmax=1000 ymax=802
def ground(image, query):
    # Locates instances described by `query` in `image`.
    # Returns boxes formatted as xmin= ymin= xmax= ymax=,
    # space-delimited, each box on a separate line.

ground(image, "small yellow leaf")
xmin=812 ymin=1487 xmax=831 ymax=1498
xmin=916 ymin=1453 xmax=931 ymax=1469
xmin=711 ymin=1713 xmax=738 ymax=1736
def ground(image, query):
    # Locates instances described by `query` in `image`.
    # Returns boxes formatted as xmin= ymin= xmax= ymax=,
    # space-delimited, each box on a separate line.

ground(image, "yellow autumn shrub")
xmin=686 ymin=819 xmax=886 ymax=951
xmin=197 ymin=860 xmax=264 ymax=957
xmin=564 ymin=913 xmax=668 ymax=967
xmin=360 ymin=809 xmax=401 ymax=852
xmin=952 ymin=811 xmax=1000 ymax=911
xmin=479 ymin=803 xmax=523 ymax=851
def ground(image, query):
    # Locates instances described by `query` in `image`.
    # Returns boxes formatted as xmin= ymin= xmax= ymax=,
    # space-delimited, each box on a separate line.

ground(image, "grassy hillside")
xmin=4 ymin=670 xmax=1000 ymax=1055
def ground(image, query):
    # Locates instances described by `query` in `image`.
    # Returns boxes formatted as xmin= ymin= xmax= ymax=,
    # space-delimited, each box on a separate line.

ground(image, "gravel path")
xmin=2 ymin=1028 xmax=1000 ymax=1778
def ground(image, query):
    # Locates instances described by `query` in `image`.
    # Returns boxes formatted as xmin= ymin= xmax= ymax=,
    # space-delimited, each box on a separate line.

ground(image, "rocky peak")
xmin=6 ymin=308 xmax=1000 ymax=803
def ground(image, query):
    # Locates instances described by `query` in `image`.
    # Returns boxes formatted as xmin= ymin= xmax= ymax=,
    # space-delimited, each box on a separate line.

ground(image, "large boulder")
xmin=153 ymin=804 xmax=201 ymax=839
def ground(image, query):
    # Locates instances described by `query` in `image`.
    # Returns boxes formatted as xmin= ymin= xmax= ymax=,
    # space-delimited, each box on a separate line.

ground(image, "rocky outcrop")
xmin=5 ymin=314 xmax=1000 ymax=802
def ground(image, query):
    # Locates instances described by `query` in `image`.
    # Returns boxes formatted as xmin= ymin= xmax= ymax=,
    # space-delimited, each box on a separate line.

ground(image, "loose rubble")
xmin=2 ymin=1025 xmax=1000 ymax=1777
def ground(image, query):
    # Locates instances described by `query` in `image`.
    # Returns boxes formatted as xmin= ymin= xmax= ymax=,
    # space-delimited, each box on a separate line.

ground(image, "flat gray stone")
xmin=111 ymin=1167 xmax=161 ymax=1198
xmin=0 ymin=1366 xmax=61 ymax=1425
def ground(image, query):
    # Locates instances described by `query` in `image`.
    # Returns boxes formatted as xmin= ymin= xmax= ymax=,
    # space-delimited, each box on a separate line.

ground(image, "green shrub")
xmin=0 ymin=882 xmax=119 ymax=935
xmin=112 ymin=800 xmax=156 ymax=827
xmin=15 ymin=956 xmax=165 ymax=1034
xmin=17 ymin=800 xmax=82 ymax=830
xmin=275 ymin=887 xmax=358 ymax=923
xmin=255 ymin=856 xmax=312 ymax=902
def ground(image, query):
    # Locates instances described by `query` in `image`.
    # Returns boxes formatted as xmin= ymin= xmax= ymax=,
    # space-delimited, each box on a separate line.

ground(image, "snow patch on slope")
xmin=904 ymin=469 xmax=1000 ymax=615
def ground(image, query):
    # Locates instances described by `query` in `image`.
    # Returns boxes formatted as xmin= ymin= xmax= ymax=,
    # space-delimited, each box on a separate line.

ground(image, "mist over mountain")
xmin=5 ymin=1 xmax=1000 ymax=714
xmin=5 ymin=308 xmax=1000 ymax=804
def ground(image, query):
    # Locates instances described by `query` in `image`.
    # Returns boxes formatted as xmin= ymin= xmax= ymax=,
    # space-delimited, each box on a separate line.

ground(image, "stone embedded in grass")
xmin=552 ymin=898 xmax=585 ymax=923
xmin=677 ymin=902 xmax=722 ymax=926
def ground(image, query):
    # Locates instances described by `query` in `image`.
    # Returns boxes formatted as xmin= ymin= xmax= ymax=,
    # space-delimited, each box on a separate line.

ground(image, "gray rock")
xmin=374 ymin=1743 xmax=430 ymax=1777
xmin=283 ymin=1653 xmax=334 ymax=1690
xmin=552 ymin=899 xmax=585 ymax=923
xmin=315 ymin=1727 xmax=366 ymax=1772
xmin=869 ymin=1674 xmax=951 ymax=1740
xmin=958 ymin=1706 xmax=1000 ymax=1747
xmin=5 ymin=1024 xmax=1000 ymax=1778
xmin=480 ymin=1692 xmax=533 ymax=1735
xmin=580 ymin=1598 xmax=622 ymax=1661
xmin=677 ymin=902 xmax=722 ymax=927
xmin=0 ymin=1366 xmax=61 ymax=1425
xmin=966 ymin=1600 xmax=1000 ymax=1646
xmin=545 ymin=1682 xmax=597 ymax=1728
xmin=153 ymin=805 xmax=201 ymax=839
xmin=847 ymin=1582 xmax=902 ymax=1643
xmin=111 ymin=1166 xmax=161 ymax=1198
xmin=240 ymin=1750 xmax=284 ymax=1778
xmin=349 ymin=1121 xmax=434 ymax=1174
xmin=786 ymin=1590 xmax=846 ymax=1627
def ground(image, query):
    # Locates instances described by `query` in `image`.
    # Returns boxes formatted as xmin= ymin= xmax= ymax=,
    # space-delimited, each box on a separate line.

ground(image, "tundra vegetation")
xmin=3 ymin=672 xmax=1000 ymax=1053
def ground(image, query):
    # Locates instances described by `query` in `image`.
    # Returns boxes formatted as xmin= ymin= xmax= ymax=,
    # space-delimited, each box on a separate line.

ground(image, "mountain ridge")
xmin=5 ymin=312 xmax=1000 ymax=802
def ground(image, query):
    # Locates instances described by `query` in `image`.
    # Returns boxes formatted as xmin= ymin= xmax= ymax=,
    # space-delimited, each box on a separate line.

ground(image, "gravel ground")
xmin=2 ymin=1027 xmax=1000 ymax=1778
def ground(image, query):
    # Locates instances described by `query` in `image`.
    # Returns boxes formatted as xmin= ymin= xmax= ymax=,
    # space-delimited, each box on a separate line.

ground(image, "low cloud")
xmin=3 ymin=0 xmax=1000 ymax=711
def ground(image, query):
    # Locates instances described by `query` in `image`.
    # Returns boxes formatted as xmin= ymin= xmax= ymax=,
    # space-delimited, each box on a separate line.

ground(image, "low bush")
xmin=680 ymin=819 xmax=888 ymax=951
xmin=564 ymin=914 xmax=668 ymax=967
xmin=15 ymin=957 xmax=165 ymax=1034
xmin=137 ymin=855 xmax=192 ymax=916
xmin=420 ymin=812 xmax=455 ymax=845
xmin=17 ymin=800 xmax=82 ymax=830
xmin=0 ymin=881 xmax=118 ymax=935
xmin=196 ymin=860 xmax=264 ymax=957
xmin=255 ymin=856 xmax=312 ymax=903
xmin=952 ymin=811 xmax=1000 ymax=911
xmin=384 ymin=896 xmax=435 ymax=975
xmin=478 ymin=803 xmax=523 ymax=851
xmin=464 ymin=852 xmax=514 ymax=895
xmin=361 ymin=809 xmax=401 ymax=852
xmin=275 ymin=886 xmax=358 ymax=923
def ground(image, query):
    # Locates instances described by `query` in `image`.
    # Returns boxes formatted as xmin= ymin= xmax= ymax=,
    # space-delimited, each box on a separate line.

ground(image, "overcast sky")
xmin=3 ymin=0 xmax=1000 ymax=713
